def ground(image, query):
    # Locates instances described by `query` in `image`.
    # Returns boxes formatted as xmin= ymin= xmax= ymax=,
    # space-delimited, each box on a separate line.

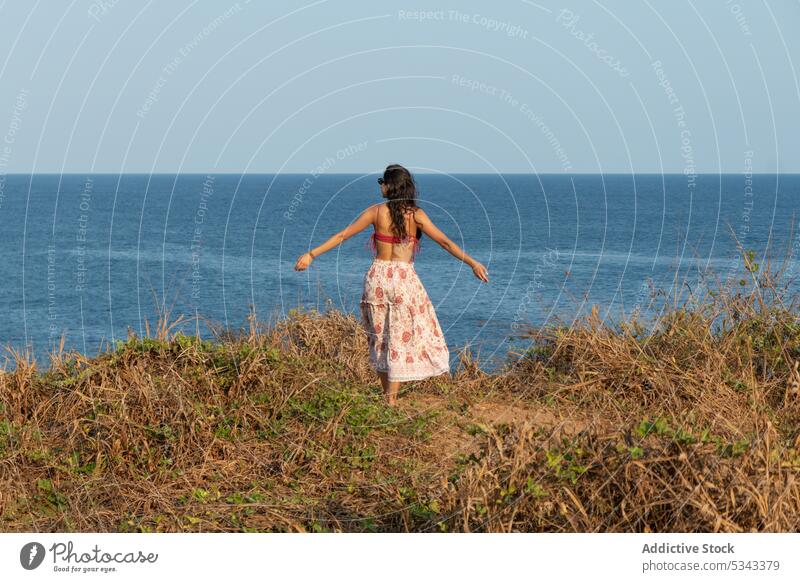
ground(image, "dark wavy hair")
xmin=381 ymin=164 xmax=420 ymax=240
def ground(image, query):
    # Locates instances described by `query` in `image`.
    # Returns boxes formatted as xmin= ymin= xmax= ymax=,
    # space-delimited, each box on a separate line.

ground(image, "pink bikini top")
xmin=367 ymin=229 xmax=422 ymax=261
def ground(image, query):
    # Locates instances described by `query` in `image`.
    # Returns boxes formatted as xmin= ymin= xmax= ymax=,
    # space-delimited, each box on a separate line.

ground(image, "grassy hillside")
xmin=1 ymin=257 xmax=799 ymax=532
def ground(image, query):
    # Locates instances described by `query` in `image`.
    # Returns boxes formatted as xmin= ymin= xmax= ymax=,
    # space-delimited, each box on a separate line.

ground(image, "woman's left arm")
xmin=294 ymin=205 xmax=377 ymax=271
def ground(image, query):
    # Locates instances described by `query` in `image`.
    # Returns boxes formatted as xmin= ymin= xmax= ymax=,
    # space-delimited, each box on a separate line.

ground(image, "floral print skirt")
xmin=359 ymin=258 xmax=450 ymax=382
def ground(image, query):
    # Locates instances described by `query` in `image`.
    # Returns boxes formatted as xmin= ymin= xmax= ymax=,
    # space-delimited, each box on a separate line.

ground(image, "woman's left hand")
xmin=294 ymin=253 xmax=314 ymax=271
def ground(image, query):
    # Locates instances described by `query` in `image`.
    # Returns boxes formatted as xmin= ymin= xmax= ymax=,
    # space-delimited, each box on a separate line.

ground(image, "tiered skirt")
xmin=359 ymin=259 xmax=450 ymax=382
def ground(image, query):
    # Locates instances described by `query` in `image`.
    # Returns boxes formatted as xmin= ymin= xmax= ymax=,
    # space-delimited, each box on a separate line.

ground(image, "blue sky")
xmin=0 ymin=0 xmax=798 ymax=173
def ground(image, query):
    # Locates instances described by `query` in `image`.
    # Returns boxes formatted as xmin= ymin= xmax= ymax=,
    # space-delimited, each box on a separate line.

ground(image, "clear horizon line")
xmin=2 ymin=171 xmax=798 ymax=176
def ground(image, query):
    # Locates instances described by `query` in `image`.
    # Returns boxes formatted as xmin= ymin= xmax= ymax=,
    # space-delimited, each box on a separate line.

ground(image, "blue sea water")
xmin=0 ymin=173 xmax=798 ymax=369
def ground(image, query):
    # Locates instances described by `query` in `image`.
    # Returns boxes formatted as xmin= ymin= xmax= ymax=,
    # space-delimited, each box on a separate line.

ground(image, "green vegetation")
xmin=1 ymin=253 xmax=800 ymax=532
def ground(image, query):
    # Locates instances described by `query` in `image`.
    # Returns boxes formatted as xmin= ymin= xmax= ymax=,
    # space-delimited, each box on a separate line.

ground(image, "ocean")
xmin=1 ymin=173 xmax=798 ymax=369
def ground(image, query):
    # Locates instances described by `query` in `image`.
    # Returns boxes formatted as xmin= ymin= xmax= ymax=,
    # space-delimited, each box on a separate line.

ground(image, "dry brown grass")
xmin=1 ymin=253 xmax=799 ymax=532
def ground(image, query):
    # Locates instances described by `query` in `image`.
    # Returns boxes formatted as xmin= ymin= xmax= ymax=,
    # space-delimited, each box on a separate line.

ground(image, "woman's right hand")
xmin=471 ymin=261 xmax=489 ymax=282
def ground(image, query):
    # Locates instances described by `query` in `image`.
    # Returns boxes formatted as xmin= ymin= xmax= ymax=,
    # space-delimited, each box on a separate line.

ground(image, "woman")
xmin=294 ymin=164 xmax=489 ymax=406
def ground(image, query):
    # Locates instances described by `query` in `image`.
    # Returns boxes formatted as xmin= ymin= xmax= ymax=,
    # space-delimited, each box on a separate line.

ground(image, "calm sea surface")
xmin=1 ymin=173 xmax=798 ymax=369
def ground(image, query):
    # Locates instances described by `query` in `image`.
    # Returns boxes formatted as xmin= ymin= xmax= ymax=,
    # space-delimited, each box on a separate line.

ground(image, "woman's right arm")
xmin=414 ymin=208 xmax=489 ymax=282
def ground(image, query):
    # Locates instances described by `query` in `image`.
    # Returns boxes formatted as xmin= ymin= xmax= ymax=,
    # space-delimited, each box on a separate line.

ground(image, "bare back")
xmin=373 ymin=204 xmax=419 ymax=262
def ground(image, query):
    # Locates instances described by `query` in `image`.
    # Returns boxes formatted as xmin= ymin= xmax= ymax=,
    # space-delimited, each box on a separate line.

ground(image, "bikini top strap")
xmin=366 ymin=207 xmax=422 ymax=256
xmin=405 ymin=207 xmax=422 ymax=240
